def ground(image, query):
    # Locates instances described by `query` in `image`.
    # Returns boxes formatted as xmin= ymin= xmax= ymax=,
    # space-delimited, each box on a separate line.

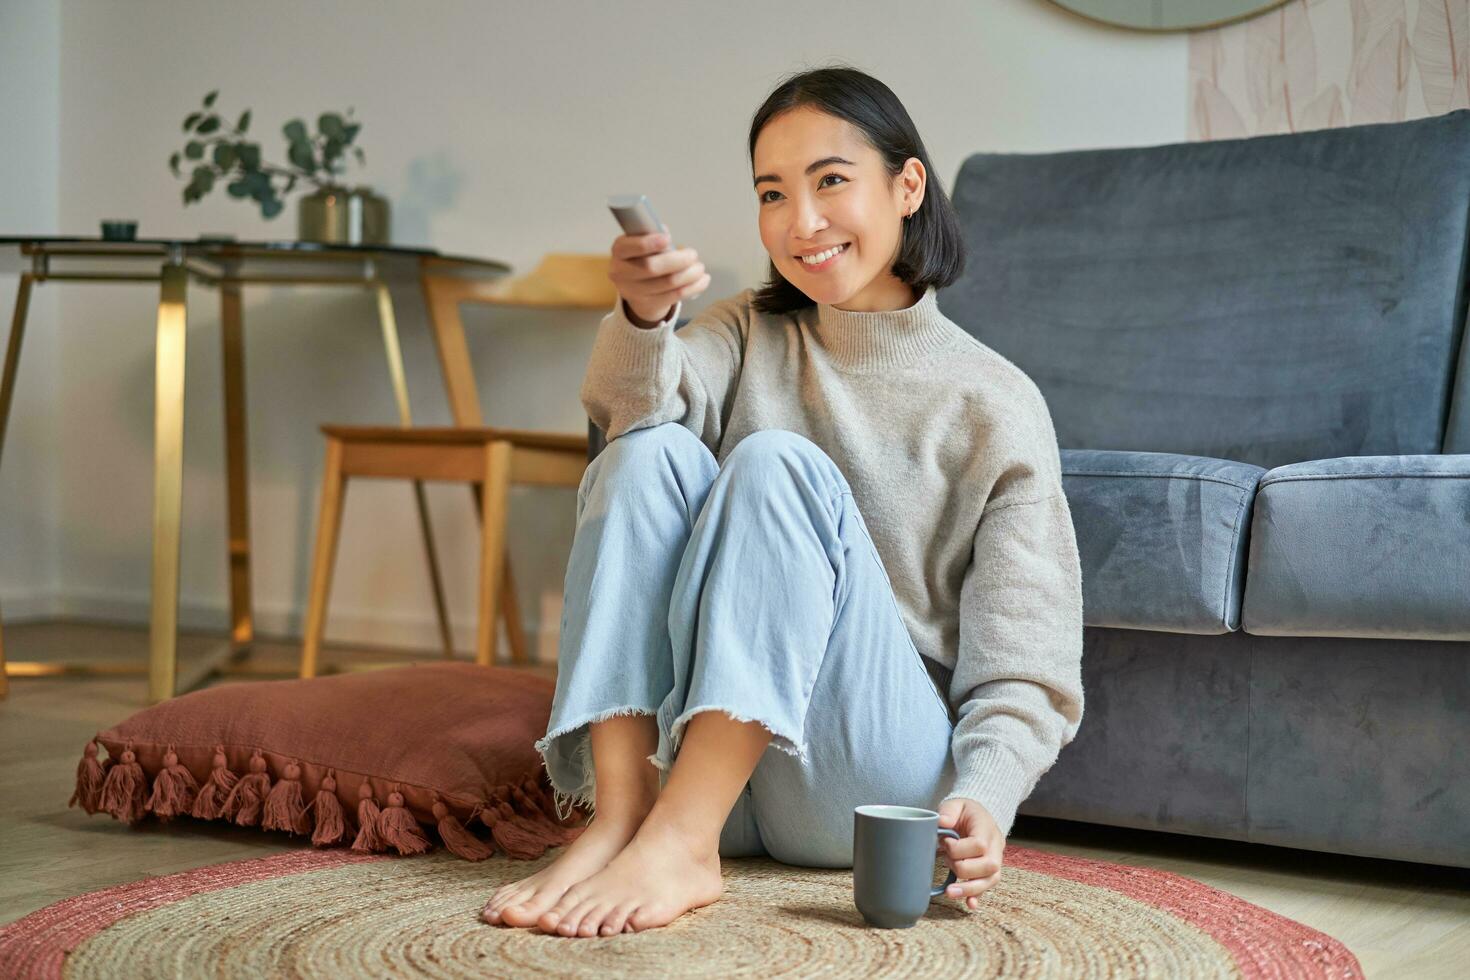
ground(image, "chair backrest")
xmin=940 ymin=109 xmax=1470 ymax=470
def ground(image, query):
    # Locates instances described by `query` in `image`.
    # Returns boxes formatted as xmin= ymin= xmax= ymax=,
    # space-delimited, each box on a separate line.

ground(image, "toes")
xmin=629 ymin=905 xmax=674 ymax=931
xmin=502 ymin=891 xmax=555 ymax=928
xmin=601 ymin=904 xmax=635 ymax=936
xmin=555 ymin=899 xmax=594 ymax=936
xmin=489 ymin=887 xmax=522 ymax=912
xmin=538 ymin=889 xmax=578 ymax=932
xmin=577 ymin=905 xmax=612 ymax=937
xmin=483 ymin=888 xmax=523 ymax=924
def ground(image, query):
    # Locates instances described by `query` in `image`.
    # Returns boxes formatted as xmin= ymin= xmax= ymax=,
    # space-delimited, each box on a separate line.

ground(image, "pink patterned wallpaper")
xmin=1188 ymin=0 xmax=1468 ymax=139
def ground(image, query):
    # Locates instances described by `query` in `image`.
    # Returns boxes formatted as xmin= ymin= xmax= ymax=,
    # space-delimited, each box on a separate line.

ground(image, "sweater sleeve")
xmin=579 ymin=289 xmax=749 ymax=454
xmin=941 ymin=482 xmax=1085 ymax=839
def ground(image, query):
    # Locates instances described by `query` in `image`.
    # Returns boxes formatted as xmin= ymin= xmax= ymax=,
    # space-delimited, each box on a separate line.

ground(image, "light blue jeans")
xmin=535 ymin=421 xmax=957 ymax=868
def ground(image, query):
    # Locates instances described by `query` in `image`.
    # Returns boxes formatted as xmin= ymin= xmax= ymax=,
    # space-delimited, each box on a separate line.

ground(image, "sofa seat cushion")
xmin=1241 ymin=455 xmax=1470 ymax=640
xmin=1061 ymin=449 xmax=1265 ymax=633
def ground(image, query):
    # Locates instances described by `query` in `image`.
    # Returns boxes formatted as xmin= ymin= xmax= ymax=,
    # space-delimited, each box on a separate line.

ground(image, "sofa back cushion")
xmin=941 ymin=109 xmax=1470 ymax=470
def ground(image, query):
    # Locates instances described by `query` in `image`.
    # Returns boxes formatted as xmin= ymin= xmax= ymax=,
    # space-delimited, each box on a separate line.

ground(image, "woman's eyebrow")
xmin=753 ymin=155 xmax=856 ymax=188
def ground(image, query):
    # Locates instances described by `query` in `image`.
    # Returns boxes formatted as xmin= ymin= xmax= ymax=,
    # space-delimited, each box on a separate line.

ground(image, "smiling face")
xmin=752 ymin=106 xmax=926 ymax=312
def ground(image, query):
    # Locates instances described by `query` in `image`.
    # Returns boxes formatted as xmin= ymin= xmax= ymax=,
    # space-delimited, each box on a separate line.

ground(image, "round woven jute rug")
xmin=0 ymin=843 xmax=1362 ymax=978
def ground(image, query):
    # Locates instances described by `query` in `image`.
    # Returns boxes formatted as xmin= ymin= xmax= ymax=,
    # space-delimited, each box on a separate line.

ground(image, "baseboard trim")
xmin=0 ymin=588 xmax=557 ymax=658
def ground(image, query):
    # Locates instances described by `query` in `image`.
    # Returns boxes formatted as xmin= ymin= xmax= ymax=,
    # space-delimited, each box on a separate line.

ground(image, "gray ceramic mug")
xmin=852 ymin=804 xmax=960 ymax=928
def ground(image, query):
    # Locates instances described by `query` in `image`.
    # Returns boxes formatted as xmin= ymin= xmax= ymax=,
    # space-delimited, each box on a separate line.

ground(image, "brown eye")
xmin=760 ymin=173 xmax=845 ymax=205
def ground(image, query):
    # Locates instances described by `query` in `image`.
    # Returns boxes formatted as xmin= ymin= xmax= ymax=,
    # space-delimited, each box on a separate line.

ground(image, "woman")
xmin=482 ymin=65 xmax=1084 ymax=937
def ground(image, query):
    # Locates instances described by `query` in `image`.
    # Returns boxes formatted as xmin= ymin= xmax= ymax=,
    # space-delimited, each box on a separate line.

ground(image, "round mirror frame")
xmin=1047 ymin=0 xmax=1292 ymax=32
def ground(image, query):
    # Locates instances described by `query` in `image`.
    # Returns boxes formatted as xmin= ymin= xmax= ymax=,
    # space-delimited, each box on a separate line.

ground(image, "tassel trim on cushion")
xmin=308 ymin=769 xmax=354 ymax=847
xmin=261 ymin=760 xmax=311 ymax=836
xmin=146 ymin=744 xmax=200 ymax=821
xmin=67 ymin=740 xmax=109 ymax=815
xmin=377 ymin=786 xmax=432 ymax=856
xmin=433 ymin=793 xmax=493 ymax=861
xmin=351 ymin=781 xmax=387 ymax=853
xmin=191 ymin=746 xmax=239 ymax=820
xmin=222 ymin=749 xmax=273 ymax=826
xmin=69 ymin=739 xmax=588 ymax=862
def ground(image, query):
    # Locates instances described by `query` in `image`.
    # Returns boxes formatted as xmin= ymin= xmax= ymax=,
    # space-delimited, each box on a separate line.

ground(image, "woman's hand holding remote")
xmin=609 ymin=230 xmax=711 ymax=328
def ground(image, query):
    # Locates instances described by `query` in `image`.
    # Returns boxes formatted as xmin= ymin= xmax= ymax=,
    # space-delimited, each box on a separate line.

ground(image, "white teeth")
xmin=800 ymin=243 xmax=847 ymax=264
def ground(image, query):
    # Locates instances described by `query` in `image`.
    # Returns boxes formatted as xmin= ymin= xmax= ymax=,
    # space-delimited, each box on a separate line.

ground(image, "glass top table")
xmin=0 ymin=235 xmax=506 ymax=278
xmin=0 ymin=235 xmax=521 ymax=702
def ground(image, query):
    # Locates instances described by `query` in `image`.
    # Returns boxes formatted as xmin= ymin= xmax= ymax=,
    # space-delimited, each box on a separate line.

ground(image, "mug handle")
xmin=929 ymin=828 xmax=960 ymax=897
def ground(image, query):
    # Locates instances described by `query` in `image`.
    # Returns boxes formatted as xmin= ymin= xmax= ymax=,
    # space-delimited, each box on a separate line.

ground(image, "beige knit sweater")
xmin=578 ymin=283 xmax=1084 ymax=837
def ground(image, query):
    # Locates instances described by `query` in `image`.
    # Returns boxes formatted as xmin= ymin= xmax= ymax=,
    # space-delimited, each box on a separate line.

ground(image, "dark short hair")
xmin=747 ymin=64 xmax=967 ymax=316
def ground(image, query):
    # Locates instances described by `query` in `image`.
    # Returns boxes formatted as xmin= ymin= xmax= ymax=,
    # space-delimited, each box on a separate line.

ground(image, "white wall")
xmin=1 ymin=0 xmax=1186 ymax=655
xmin=0 ymin=0 xmax=62 ymax=620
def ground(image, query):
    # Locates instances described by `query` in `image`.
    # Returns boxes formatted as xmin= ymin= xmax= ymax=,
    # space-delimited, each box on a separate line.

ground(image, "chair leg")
xmin=476 ymin=441 xmax=513 ymax=667
xmin=501 ymin=558 xmax=529 ymax=665
xmin=300 ymin=438 xmax=349 ymax=679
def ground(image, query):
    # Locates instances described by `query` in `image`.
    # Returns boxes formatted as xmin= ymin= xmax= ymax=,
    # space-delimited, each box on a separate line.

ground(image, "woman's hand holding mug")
xmin=610 ymin=230 xmax=711 ymax=328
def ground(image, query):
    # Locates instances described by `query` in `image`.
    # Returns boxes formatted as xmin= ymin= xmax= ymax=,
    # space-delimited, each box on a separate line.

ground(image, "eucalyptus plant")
xmin=168 ymin=89 xmax=367 ymax=219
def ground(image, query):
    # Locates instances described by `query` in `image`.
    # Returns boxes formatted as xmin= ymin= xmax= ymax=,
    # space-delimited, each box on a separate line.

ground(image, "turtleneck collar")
xmin=811 ymin=284 xmax=958 ymax=372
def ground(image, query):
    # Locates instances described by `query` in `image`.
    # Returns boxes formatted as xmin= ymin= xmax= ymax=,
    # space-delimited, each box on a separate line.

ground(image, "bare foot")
xmin=481 ymin=812 xmax=643 ymax=928
xmin=536 ymin=816 xmax=724 ymax=937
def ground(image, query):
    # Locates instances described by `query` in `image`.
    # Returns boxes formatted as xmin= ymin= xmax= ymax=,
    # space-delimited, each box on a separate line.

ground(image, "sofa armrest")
xmin=1241 ymin=454 xmax=1470 ymax=640
xmin=1061 ymin=449 xmax=1266 ymax=633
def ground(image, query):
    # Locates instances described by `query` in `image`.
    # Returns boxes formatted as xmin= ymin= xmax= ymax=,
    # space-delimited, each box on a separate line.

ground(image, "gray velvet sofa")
xmin=588 ymin=109 xmax=1470 ymax=869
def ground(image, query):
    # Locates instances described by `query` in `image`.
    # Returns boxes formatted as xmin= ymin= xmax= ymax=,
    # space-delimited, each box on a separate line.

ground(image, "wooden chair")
xmin=298 ymin=251 xmax=617 ymax=678
xmin=298 ymin=425 xmax=589 ymax=677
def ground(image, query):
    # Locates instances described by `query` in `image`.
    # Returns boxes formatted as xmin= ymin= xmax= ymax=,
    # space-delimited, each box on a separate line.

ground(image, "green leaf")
xmin=288 ymin=139 xmax=316 ymax=171
xmin=169 ymin=152 xmax=181 ymax=176
xmin=227 ymin=178 xmax=252 ymax=198
xmin=203 ymin=89 xmax=218 ymax=108
xmin=237 ymin=109 xmax=250 ymax=132
xmin=343 ymin=123 xmax=360 ymax=143
xmin=197 ymin=115 xmax=221 ymax=135
xmin=322 ymin=136 xmax=343 ymax=163
xmin=284 ymin=175 xmax=297 ymax=192
xmin=318 ymin=112 xmax=346 ymax=139
xmin=283 ymin=119 xmax=308 ymax=143
xmin=193 ymin=168 xmax=215 ymax=193
xmin=237 ymin=143 xmax=260 ymax=170
xmin=183 ymin=111 xmax=202 ymax=132
xmin=184 ymin=141 xmax=204 ymax=160
xmin=353 ymin=147 xmax=365 ymax=165
xmin=261 ymin=195 xmax=284 ymax=219
xmin=212 ymin=143 xmax=236 ymax=169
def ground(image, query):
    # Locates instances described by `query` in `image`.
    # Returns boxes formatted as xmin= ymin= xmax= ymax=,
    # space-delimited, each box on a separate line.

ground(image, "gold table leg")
xmin=221 ymin=276 xmax=253 ymax=651
xmin=0 ymin=272 xmax=34 ymax=699
xmin=148 ymin=262 xmax=188 ymax=704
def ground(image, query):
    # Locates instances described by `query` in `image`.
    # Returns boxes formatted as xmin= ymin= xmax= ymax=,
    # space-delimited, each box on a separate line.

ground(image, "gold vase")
xmin=297 ymin=185 xmax=390 ymax=245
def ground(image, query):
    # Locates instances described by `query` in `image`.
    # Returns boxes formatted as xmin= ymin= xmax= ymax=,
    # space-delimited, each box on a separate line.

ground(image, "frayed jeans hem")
xmin=655 ymin=704 xmax=805 ymax=775
xmin=534 ymin=705 xmax=659 ymax=822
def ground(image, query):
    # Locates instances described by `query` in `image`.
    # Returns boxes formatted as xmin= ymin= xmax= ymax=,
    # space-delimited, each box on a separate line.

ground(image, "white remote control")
xmin=607 ymin=194 xmax=669 ymax=247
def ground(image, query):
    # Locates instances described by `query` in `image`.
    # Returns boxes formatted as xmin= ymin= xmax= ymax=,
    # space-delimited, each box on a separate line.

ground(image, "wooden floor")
xmin=2 ymin=620 xmax=1467 ymax=977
